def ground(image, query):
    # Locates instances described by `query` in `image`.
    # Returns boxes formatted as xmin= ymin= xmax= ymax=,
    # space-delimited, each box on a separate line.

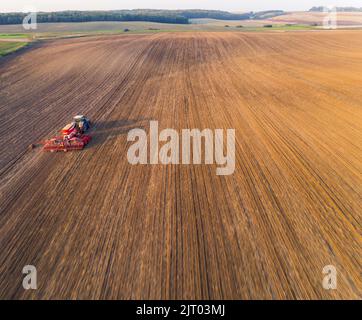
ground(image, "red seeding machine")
xmin=41 ymin=115 xmax=92 ymax=152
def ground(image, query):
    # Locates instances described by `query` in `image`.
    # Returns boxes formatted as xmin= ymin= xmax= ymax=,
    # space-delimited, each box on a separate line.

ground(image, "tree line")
xmin=0 ymin=9 xmax=286 ymax=25
xmin=0 ymin=11 xmax=189 ymax=25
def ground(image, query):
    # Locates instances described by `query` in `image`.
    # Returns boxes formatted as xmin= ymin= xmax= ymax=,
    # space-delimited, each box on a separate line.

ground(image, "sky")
xmin=1 ymin=1 xmax=361 ymax=13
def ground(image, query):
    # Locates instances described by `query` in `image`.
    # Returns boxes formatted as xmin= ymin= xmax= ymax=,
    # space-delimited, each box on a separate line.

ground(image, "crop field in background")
xmin=0 ymin=11 xmax=362 ymax=37
xmin=0 ymin=20 xmax=307 ymax=37
xmin=0 ymin=31 xmax=361 ymax=299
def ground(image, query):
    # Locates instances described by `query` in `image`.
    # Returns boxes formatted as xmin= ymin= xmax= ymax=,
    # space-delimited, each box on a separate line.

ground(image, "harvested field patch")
xmin=270 ymin=11 xmax=362 ymax=26
xmin=0 ymin=31 xmax=361 ymax=299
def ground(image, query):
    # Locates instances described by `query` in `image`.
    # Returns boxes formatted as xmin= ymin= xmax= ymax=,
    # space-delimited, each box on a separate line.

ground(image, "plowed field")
xmin=0 ymin=31 xmax=361 ymax=299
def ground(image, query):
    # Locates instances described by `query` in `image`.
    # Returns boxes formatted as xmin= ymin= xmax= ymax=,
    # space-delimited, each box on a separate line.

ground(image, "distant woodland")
xmin=0 ymin=9 xmax=286 ymax=25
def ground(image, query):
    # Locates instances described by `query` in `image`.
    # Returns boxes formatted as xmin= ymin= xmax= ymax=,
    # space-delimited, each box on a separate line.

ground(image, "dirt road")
xmin=0 ymin=31 xmax=361 ymax=299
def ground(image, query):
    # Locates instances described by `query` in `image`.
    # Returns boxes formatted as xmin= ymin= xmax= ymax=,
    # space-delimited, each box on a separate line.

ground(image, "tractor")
xmin=41 ymin=115 xmax=92 ymax=152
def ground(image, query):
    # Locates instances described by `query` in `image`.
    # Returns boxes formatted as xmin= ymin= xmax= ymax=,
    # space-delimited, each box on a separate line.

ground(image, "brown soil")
xmin=0 ymin=31 xmax=361 ymax=299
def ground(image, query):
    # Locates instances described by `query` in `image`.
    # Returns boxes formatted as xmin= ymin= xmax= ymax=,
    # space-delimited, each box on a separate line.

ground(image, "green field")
xmin=0 ymin=42 xmax=28 ymax=56
xmin=0 ymin=20 xmax=319 ymax=37
xmin=0 ymin=18 xmax=346 ymax=44
xmin=0 ymin=33 xmax=30 ymax=40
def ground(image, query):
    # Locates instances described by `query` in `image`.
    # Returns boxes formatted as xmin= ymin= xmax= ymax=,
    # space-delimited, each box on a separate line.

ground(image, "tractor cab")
xmin=73 ymin=115 xmax=90 ymax=133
